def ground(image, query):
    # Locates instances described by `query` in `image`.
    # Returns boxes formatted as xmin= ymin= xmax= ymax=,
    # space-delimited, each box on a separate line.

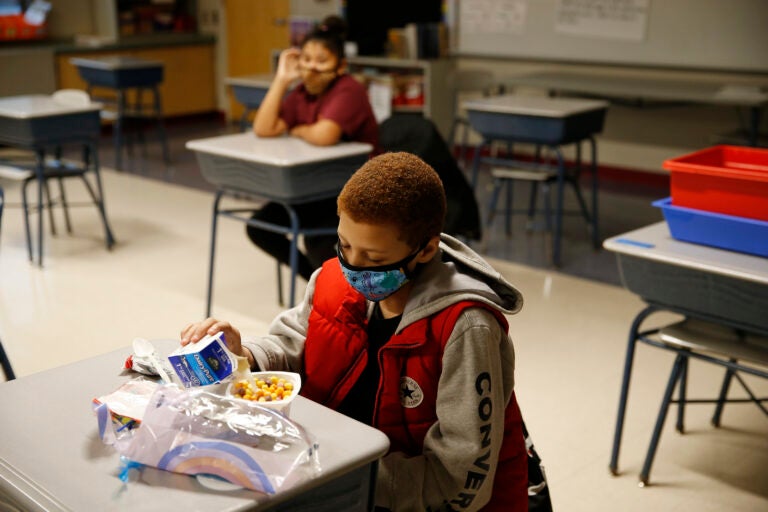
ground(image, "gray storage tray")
xmin=194 ymin=151 xmax=368 ymax=203
xmin=466 ymin=108 xmax=606 ymax=145
xmin=616 ymin=253 xmax=768 ymax=334
xmin=0 ymin=111 xmax=101 ymax=147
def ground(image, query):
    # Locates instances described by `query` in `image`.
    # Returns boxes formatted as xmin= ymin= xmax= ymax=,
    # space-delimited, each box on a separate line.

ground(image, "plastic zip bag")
xmin=95 ymin=383 xmax=320 ymax=494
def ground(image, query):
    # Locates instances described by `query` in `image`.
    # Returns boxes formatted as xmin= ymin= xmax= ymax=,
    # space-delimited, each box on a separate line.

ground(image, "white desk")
xmin=0 ymin=94 xmax=115 ymax=266
xmin=501 ymin=71 xmax=768 ymax=146
xmin=225 ymin=74 xmax=276 ymax=131
xmin=186 ymin=132 xmax=372 ymax=311
xmin=604 ymin=221 xmax=768 ymax=334
xmin=463 ymin=94 xmax=608 ymax=267
xmin=604 ymin=221 xmax=768 ymax=479
xmin=0 ymin=339 xmax=389 ymax=511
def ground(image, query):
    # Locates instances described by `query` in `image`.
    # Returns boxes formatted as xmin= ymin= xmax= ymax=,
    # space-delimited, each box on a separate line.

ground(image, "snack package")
xmin=95 ymin=383 xmax=320 ymax=494
xmin=167 ymin=332 xmax=242 ymax=388
xmin=93 ymin=378 xmax=159 ymax=441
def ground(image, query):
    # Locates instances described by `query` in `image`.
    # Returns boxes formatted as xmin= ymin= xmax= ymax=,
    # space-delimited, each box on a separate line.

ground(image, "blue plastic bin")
xmin=653 ymin=197 xmax=768 ymax=257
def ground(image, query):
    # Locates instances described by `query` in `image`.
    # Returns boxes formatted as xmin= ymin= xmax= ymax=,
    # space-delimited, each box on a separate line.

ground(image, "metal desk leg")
xmin=153 ymin=85 xmax=171 ymax=165
xmin=676 ymin=356 xmax=688 ymax=433
xmin=115 ymin=90 xmax=126 ymax=171
xmin=470 ymin=140 xmax=486 ymax=190
xmin=285 ymin=205 xmax=301 ymax=308
xmin=589 ymin=136 xmax=600 ymax=248
xmin=609 ymin=304 xmax=659 ymax=476
xmin=205 ymin=190 xmax=224 ymax=318
xmin=552 ymin=146 xmax=566 ymax=267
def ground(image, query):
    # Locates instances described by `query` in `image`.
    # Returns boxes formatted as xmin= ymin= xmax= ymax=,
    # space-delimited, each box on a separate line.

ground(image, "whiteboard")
xmin=456 ymin=0 xmax=768 ymax=73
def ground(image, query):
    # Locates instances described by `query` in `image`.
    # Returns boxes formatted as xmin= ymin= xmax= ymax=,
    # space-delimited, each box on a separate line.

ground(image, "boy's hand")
xmin=180 ymin=317 xmax=243 ymax=357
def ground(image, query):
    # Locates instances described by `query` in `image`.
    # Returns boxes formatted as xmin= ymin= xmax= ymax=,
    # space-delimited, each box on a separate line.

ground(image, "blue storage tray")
xmin=653 ymin=197 xmax=768 ymax=257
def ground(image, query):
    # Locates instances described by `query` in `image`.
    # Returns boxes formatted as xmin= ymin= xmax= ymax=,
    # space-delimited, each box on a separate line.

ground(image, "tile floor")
xmin=0 ymin=119 xmax=766 ymax=511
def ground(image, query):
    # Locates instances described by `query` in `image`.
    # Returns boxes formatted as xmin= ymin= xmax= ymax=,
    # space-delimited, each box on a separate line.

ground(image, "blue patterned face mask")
xmin=337 ymin=244 xmax=422 ymax=302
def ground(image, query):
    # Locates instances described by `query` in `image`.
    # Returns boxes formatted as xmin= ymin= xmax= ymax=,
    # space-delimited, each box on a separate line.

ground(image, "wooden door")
xmin=225 ymin=0 xmax=289 ymax=124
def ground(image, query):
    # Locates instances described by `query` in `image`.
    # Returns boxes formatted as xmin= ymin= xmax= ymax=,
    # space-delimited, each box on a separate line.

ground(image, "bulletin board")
xmin=455 ymin=0 xmax=768 ymax=73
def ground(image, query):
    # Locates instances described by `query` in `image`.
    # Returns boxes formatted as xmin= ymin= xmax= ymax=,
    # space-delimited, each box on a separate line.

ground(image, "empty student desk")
xmin=501 ymin=71 xmax=768 ymax=147
xmin=226 ymin=74 xmax=275 ymax=131
xmin=70 ymin=56 xmax=170 ymax=171
xmin=0 ymin=339 xmax=390 ymax=511
xmin=604 ymin=221 xmax=768 ymax=485
xmin=464 ymin=94 xmax=608 ymax=267
xmin=0 ymin=94 xmax=116 ymax=266
xmin=186 ymin=133 xmax=371 ymax=313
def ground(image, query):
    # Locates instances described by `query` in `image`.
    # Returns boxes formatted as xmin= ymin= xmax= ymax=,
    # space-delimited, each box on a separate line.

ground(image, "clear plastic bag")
xmin=95 ymin=383 xmax=320 ymax=494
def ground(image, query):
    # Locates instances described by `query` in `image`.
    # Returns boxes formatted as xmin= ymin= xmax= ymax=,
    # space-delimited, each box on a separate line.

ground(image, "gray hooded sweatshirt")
xmin=242 ymin=234 xmax=524 ymax=511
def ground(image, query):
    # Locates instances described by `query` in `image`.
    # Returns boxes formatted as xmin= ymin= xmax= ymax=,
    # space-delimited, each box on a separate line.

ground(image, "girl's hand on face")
xmin=180 ymin=318 xmax=244 ymax=358
xmin=276 ymin=47 xmax=301 ymax=83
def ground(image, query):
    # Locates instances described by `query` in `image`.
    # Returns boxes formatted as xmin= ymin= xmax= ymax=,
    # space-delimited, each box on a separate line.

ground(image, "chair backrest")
xmin=379 ymin=115 xmax=482 ymax=241
xmin=52 ymin=89 xmax=91 ymax=107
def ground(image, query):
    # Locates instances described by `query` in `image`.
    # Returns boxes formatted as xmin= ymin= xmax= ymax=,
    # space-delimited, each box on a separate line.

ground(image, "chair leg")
xmin=57 ymin=176 xmax=73 ymax=234
xmin=712 ymin=362 xmax=735 ymax=427
xmin=639 ymin=353 xmax=687 ymax=487
xmin=21 ymin=177 xmax=33 ymax=262
xmin=43 ymin=180 xmax=57 ymax=236
xmin=0 ymin=336 xmax=15 ymax=381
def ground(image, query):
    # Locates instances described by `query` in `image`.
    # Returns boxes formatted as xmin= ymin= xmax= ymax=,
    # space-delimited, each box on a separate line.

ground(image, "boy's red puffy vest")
xmin=301 ymin=259 xmax=527 ymax=511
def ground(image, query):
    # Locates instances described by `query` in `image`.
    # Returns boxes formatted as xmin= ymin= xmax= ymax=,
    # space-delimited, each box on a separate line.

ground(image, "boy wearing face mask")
xmin=180 ymin=152 xmax=530 ymax=511
xmin=249 ymin=15 xmax=380 ymax=281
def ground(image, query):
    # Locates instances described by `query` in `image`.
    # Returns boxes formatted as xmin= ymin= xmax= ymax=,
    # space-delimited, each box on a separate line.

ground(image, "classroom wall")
xmin=454 ymin=56 xmax=768 ymax=173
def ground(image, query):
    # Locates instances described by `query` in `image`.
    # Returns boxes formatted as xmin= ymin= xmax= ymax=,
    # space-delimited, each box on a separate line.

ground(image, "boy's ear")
xmin=417 ymin=235 xmax=441 ymax=263
xmin=338 ymin=58 xmax=348 ymax=74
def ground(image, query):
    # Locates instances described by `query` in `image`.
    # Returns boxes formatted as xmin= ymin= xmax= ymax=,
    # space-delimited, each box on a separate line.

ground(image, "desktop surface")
xmin=0 ymin=339 xmax=389 ymax=511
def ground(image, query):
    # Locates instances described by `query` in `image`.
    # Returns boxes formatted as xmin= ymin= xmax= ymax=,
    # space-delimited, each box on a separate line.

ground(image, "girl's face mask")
xmin=337 ymin=244 xmax=422 ymax=302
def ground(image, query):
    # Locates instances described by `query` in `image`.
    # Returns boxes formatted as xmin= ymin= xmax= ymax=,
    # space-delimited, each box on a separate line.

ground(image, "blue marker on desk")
xmin=615 ymin=238 xmax=655 ymax=249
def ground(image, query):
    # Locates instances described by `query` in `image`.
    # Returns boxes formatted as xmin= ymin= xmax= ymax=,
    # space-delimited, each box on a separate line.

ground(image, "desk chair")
xmin=484 ymin=142 xmax=597 ymax=264
xmin=609 ymin=306 xmax=768 ymax=486
xmin=447 ymin=69 xmax=497 ymax=170
xmin=206 ymin=190 xmax=338 ymax=314
xmin=17 ymin=91 xmax=116 ymax=263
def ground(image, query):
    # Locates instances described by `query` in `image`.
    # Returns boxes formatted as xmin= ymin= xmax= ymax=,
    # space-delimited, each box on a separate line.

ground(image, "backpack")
xmin=379 ymin=115 xmax=482 ymax=241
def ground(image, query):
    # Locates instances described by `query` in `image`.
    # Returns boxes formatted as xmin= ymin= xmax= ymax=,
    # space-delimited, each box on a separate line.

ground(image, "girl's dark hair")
xmin=303 ymin=15 xmax=347 ymax=60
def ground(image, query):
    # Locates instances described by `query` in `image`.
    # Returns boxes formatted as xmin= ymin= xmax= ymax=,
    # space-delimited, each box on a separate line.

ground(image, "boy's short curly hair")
xmin=337 ymin=152 xmax=446 ymax=248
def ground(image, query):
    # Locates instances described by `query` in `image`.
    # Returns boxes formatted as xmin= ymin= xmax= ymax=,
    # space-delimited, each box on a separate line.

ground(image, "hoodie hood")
xmin=397 ymin=233 xmax=524 ymax=331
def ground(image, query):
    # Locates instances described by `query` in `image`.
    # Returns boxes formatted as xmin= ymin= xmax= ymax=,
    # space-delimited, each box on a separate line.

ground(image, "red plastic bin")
xmin=663 ymin=145 xmax=768 ymax=221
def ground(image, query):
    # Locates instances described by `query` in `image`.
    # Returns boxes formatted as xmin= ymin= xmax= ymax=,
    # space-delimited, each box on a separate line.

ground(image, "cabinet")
xmin=347 ymin=57 xmax=454 ymax=139
xmin=56 ymin=44 xmax=216 ymax=117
